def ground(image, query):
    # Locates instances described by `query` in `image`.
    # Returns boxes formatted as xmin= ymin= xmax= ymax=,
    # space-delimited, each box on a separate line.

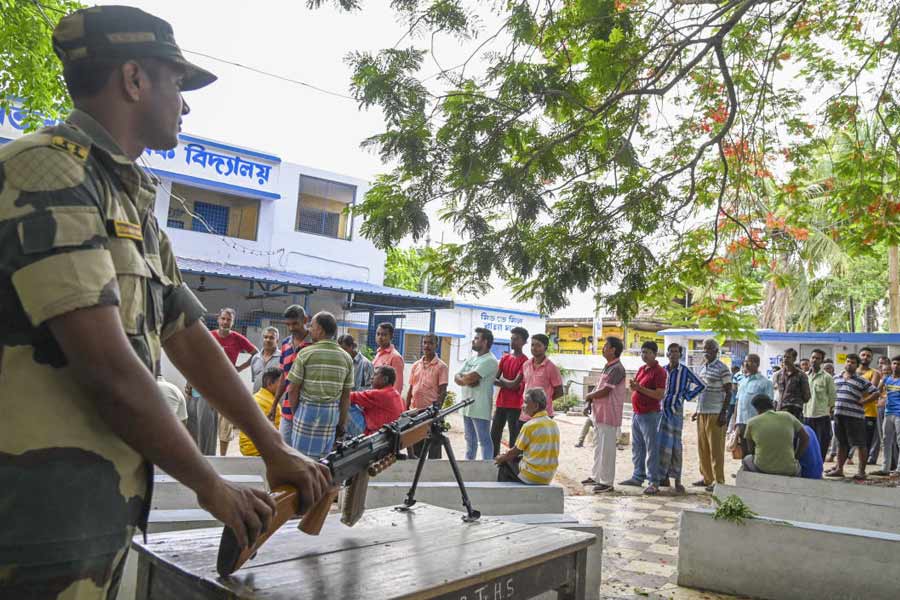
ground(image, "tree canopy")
xmin=320 ymin=0 xmax=900 ymax=336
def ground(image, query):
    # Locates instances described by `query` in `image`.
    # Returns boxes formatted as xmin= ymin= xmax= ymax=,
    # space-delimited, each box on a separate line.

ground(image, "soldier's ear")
xmin=120 ymin=61 xmax=143 ymax=102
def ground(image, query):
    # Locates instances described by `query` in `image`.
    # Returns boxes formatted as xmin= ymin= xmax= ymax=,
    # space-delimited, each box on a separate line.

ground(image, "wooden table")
xmin=132 ymin=503 xmax=595 ymax=600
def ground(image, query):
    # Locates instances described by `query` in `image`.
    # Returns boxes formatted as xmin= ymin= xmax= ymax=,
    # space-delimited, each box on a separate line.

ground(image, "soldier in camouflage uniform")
xmin=0 ymin=6 xmax=331 ymax=598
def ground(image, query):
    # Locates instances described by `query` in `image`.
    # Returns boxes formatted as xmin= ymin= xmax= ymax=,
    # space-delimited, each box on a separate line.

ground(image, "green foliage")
xmin=552 ymin=393 xmax=580 ymax=414
xmin=383 ymin=246 xmax=452 ymax=296
xmin=314 ymin=0 xmax=900 ymax=336
xmin=0 ymin=0 xmax=84 ymax=130
xmin=712 ymin=494 xmax=757 ymax=525
xmin=358 ymin=344 xmax=375 ymax=361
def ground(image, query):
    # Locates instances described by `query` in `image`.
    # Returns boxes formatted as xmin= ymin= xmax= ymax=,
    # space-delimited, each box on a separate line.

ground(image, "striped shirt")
xmin=697 ymin=359 xmax=732 ymax=413
xmin=833 ymin=373 xmax=878 ymax=419
xmin=279 ymin=335 xmax=312 ymax=420
xmin=287 ymin=339 xmax=354 ymax=404
xmin=662 ymin=363 xmax=706 ymax=418
xmin=515 ymin=410 xmax=559 ymax=484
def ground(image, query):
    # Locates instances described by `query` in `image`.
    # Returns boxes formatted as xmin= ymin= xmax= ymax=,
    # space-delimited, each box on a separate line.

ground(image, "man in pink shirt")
xmin=521 ymin=333 xmax=564 ymax=421
xmin=584 ymin=337 xmax=627 ymax=493
xmin=406 ymin=333 xmax=449 ymax=458
xmin=373 ymin=322 xmax=405 ymax=393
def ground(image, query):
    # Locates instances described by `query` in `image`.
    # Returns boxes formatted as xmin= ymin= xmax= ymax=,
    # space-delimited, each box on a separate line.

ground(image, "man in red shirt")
xmin=211 ymin=308 xmax=257 ymax=455
xmin=492 ymin=327 xmax=529 ymax=456
xmin=186 ymin=307 xmax=258 ymax=455
xmin=347 ymin=366 xmax=405 ymax=436
xmin=620 ymin=341 xmax=668 ymax=495
xmin=210 ymin=308 xmax=257 ymax=371
xmin=374 ymin=322 xmax=405 ymax=393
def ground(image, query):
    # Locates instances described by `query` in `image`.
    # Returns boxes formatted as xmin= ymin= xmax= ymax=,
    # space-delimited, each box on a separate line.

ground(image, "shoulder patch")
xmin=51 ymin=136 xmax=89 ymax=161
xmin=4 ymin=145 xmax=87 ymax=192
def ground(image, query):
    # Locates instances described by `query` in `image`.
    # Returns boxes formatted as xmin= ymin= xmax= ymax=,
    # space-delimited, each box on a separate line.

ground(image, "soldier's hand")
xmin=262 ymin=445 xmax=331 ymax=514
xmin=197 ymin=477 xmax=276 ymax=549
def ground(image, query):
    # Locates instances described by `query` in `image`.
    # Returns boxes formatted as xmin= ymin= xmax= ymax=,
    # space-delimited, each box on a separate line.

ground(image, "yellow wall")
xmin=299 ymin=193 xmax=350 ymax=239
xmin=556 ymin=324 xmax=664 ymax=355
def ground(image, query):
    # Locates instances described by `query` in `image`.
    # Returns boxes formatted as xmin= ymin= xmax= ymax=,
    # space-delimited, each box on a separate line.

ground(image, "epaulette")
xmin=0 ymin=124 xmax=94 ymax=193
xmin=0 ymin=123 xmax=93 ymax=163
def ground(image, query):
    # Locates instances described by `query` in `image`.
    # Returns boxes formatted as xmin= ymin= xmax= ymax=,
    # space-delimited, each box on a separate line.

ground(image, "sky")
xmin=91 ymin=0 xmax=600 ymax=316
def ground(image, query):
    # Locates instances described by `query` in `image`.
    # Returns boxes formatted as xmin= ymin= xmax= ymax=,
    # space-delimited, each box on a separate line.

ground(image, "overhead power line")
xmin=182 ymin=49 xmax=357 ymax=101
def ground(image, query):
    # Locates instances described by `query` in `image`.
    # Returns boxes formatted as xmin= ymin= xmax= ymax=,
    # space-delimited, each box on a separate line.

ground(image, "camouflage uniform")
xmin=0 ymin=6 xmax=214 ymax=599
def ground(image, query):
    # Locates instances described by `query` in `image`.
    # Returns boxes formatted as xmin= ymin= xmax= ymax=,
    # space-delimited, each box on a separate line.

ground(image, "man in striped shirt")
xmin=268 ymin=305 xmax=312 ymax=447
xmin=286 ymin=312 xmax=354 ymax=460
xmin=826 ymin=353 xmax=879 ymax=480
xmin=495 ymin=388 xmax=560 ymax=484
xmin=657 ymin=343 xmax=705 ymax=493
xmin=693 ymin=339 xmax=732 ymax=491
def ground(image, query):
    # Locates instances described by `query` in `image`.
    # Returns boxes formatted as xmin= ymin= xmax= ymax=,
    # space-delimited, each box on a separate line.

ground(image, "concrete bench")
xmin=365 ymin=481 xmax=565 ymax=515
xmin=678 ymin=508 xmax=900 ymax=600
xmin=714 ymin=483 xmax=900 ymax=535
xmin=151 ymin=474 xmax=267 ymax=510
xmin=735 ymin=470 xmax=900 ymax=508
xmin=198 ymin=456 xmax=266 ymax=477
xmin=371 ymin=458 xmax=499 ymax=482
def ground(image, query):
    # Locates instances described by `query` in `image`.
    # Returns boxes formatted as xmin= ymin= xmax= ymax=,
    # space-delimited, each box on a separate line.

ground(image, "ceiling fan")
xmin=195 ymin=276 xmax=228 ymax=292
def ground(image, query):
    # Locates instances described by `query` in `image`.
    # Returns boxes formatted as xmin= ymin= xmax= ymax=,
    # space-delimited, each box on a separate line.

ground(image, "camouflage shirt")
xmin=0 ymin=109 xmax=205 ymax=565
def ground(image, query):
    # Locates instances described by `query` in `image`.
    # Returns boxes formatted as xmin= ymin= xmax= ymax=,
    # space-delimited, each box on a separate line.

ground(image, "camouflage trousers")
xmin=0 ymin=531 xmax=131 ymax=600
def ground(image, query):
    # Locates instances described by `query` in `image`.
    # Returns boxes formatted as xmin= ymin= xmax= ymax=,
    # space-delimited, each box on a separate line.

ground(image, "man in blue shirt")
xmin=657 ymin=343 xmax=705 ymax=493
xmin=872 ymin=355 xmax=900 ymax=476
xmin=798 ymin=424 xmax=823 ymax=479
xmin=735 ymin=354 xmax=774 ymax=456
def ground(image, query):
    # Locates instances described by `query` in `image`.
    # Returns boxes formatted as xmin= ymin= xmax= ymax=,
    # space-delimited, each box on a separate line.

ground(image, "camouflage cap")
xmin=52 ymin=5 xmax=216 ymax=91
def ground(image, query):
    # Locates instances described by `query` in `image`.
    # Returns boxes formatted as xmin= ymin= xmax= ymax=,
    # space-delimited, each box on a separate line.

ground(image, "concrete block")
xmin=371 ymin=459 xmax=500 ymax=483
xmin=532 ymin=523 xmax=603 ymax=600
xmin=715 ymin=483 xmax=900 ymax=535
xmin=736 ymin=470 xmax=900 ymax=508
xmin=151 ymin=474 xmax=266 ymax=510
xmin=365 ymin=481 xmax=565 ymax=515
xmin=201 ymin=456 xmax=266 ymax=477
xmin=148 ymin=509 xmax=220 ymax=533
xmin=678 ymin=508 xmax=900 ymax=600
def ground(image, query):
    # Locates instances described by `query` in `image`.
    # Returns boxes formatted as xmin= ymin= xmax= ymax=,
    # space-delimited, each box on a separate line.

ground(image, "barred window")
xmin=295 ymin=175 xmax=354 ymax=240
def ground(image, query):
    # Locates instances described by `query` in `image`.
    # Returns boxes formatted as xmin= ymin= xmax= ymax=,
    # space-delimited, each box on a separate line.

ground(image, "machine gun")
xmin=217 ymin=399 xmax=480 ymax=576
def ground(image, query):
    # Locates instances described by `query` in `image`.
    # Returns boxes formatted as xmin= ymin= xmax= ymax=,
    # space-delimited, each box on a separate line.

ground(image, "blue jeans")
xmin=632 ymin=412 xmax=662 ymax=484
xmin=464 ymin=416 xmax=493 ymax=460
xmin=280 ymin=416 xmax=293 ymax=447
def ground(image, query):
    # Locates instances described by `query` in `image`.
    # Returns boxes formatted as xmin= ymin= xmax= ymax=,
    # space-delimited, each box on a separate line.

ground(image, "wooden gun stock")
xmin=297 ymin=486 xmax=340 ymax=534
xmin=216 ymin=486 xmax=299 ymax=577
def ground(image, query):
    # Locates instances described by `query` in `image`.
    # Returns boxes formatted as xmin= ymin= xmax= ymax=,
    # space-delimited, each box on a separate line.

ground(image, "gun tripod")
xmin=395 ymin=418 xmax=481 ymax=522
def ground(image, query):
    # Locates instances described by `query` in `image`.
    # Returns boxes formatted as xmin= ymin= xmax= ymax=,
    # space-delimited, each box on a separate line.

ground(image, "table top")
xmin=133 ymin=504 xmax=595 ymax=599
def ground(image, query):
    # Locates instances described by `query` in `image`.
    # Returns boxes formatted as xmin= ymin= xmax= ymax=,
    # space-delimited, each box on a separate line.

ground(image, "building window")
xmin=295 ymin=175 xmax=354 ymax=240
xmin=167 ymin=182 xmax=260 ymax=241
xmin=403 ymin=333 xmax=423 ymax=363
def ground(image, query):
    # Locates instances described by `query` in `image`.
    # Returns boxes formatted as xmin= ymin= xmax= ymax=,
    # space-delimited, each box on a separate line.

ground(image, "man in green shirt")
xmin=456 ymin=328 xmax=500 ymax=459
xmin=744 ymin=394 xmax=810 ymax=476
xmin=803 ymin=348 xmax=836 ymax=461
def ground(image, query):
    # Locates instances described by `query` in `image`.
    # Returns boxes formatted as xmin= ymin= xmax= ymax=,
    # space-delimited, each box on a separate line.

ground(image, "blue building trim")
xmin=454 ymin=302 xmax=543 ymax=318
xmin=178 ymin=133 xmax=281 ymax=163
xmin=403 ymin=327 xmax=466 ymax=339
xmin=150 ymin=168 xmax=281 ymax=200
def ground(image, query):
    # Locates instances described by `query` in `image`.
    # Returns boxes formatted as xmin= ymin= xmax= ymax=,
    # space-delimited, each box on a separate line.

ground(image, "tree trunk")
xmin=889 ymin=245 xmax=900 ymax=332
xmin=759 ymin=255 xmax=791 ymax=331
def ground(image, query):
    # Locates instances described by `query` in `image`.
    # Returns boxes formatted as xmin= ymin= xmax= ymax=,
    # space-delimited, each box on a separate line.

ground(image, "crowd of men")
xmin=575 ymin=337 xmax=900 ymax=494
xmin=179 ymin=305 xmax=900 ymax=496
xmin=177 ymin=312 xmax=565 ymax=487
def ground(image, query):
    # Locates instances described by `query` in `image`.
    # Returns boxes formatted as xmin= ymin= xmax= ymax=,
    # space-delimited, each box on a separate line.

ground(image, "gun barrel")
xmin=436 ymin=398 xmax=473 ymax=419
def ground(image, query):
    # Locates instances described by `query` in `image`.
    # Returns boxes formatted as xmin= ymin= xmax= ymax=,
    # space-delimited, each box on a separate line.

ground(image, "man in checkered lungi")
xmin=286 ymin=312 xmax=354 ymax=459
xmin=657 ymin=343 xmax=705 ymax=493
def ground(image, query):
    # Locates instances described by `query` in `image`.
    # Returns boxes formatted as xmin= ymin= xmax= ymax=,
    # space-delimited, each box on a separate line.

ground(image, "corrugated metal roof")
xmin=177 ymin=256 xmax=453 ymax=310
xmin=658 ymin=328 xmax=900 ymax=344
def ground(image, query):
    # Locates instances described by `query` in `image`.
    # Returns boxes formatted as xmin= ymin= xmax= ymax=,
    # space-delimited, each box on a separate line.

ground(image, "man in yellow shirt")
xmin=495 ymin=388 xmax=560 ymax=484
xmin=241 ymin=368 xmax=282 ymax=456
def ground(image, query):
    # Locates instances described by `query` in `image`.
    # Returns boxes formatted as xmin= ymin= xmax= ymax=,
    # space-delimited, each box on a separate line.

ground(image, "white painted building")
xmin=1 ymin=105 xmax=547 ymax=392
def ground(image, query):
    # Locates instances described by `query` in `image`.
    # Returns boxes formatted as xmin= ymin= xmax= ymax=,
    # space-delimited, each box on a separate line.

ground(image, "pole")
xmin=849 ymin=297 xmax=856 ymax=333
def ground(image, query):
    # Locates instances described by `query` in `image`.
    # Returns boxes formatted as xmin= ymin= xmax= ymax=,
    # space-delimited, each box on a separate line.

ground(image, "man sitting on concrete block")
xmin=495 ymin=388 xmax=560 ymax=484
xmin=742 ymin=394 xmax=810 ymax=477
xmin=346 ymin=366 xmax=405 ymax=436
